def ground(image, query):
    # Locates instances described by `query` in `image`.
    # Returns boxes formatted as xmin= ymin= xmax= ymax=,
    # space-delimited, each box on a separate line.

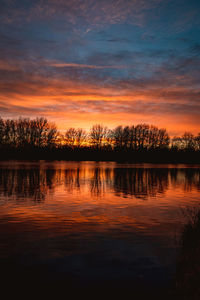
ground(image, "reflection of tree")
xmin=0 ymin=168 xmax=56 ymax=202
xmin=170 ymin=169 xmax=200 ymax=192
xmin=1 ymin=166 xmax=200 ymax=202
xmin=90 ymin=168 xmax=104 ymax=197
xmin=113 ymin=168 xmax=169 ymax=199
xmin=184 ymin=169 xmax=200 ymax=192
xmin=64 ymin=168 xmax=82 ymax=192
xmin=63 ymin=167 xmax=200 ymax=199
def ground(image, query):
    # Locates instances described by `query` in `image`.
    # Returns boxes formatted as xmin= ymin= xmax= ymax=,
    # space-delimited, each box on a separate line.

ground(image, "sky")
xmin=0 ymin=0 xmax=200 ymax=136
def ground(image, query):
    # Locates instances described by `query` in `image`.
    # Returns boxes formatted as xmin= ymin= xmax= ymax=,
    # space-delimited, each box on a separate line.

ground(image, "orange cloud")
xmin=1 ymin=79 xmax=199 ymax=136
xmin=0 ymin=57 xmax=199 ymax=136
xmin=50 ymin=62 xmax=127 ymax=70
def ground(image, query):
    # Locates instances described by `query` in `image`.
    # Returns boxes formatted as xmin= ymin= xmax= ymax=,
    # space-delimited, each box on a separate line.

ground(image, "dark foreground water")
xmin=0 ymin=161 xmax=199 ymax=298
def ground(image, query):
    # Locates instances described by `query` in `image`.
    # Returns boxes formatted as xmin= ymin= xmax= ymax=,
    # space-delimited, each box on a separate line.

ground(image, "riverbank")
xmin=0 ymin=147 xmax=200 ymax=164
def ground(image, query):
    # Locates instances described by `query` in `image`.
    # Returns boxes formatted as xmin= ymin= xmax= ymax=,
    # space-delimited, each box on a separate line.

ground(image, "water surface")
xmin=0 ymin=161 xmax=199 ymax=297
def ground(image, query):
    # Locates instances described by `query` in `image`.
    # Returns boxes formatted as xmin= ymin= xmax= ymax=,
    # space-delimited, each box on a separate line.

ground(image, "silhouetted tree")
xmin=157 ymin=128 xmax=170 ymax=148
xmin=90 ymin=124 xmax=108 ymax=148
xmin=65 ymin=128 xmax=77 ymax=147
xmin=65 ymin=128 xmax=87 ymax=147
xmin=0 ymin=117 xmax=57 ymax=148
xmin=76 ymin=128 xmax=87 ymax=147
xmin=172 ymin=132 xmax=196 ymax=150
xmin=135 ymin=124 xmax=148 ymax=149
xmin=111 ymin=124 xmax=169 ymax=150
xmin=182 ymin=132 xmax=195 ymax=150
xmin=0 ymin=118 xmax=4 ymax=145
xmin=195 ymin=133 xmax=200 ymax=150
xmin=0 ymin=116 xmax=199 ymax=162
xmin=171 ymin=136 xmax=183 ymax=149
xmin=112 ymin=126 xmax=124 ymax=148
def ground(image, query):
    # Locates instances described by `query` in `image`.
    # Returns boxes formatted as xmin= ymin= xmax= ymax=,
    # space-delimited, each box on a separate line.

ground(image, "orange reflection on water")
xmin=0 ymin=161 xmax=199 ymax=238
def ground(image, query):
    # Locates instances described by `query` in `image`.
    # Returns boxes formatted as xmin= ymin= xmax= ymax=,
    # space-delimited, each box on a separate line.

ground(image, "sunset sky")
xmin=0 ymin=0 xmax=200 ymax=136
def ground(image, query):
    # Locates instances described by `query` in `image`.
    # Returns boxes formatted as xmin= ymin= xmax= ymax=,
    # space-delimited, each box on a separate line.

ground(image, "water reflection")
xmin=170 ymin=168 xmax=200 ymax=192
xmin=90 ymin=167 xmax=110 ymax=197
xmin=174 ymin=207 xmax=200 ymax=299
xmin=0 ymin=168 xmax=56 ymax=202
xmin=0 ymin=165 xmax=199 ymax=202
xmin=0 ymin=162 xmax=200 ymax=298
xmin=64 ymin=168 xmax=82 ymax=192
xmin=113 ymin=168 xmax=169 ymax=199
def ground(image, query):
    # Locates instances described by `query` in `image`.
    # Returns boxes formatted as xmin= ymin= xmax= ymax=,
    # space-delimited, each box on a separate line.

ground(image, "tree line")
xmin=0 ymin=117 xmax=200 ymax=151
xmin=0 ymin=117 xmax=57 ymax=148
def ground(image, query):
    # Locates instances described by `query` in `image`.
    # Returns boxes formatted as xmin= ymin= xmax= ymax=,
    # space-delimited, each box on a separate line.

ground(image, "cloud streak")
xmin=50 ymin=62 xmax=127 ymax=69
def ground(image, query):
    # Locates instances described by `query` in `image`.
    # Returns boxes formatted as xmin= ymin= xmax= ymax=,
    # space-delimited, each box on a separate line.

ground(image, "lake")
xmin=0 ymin=161 xmax=199 ymax=298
